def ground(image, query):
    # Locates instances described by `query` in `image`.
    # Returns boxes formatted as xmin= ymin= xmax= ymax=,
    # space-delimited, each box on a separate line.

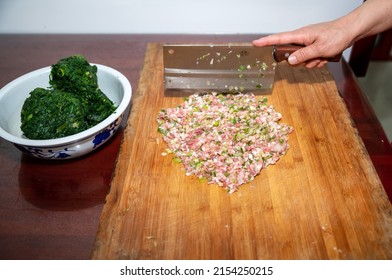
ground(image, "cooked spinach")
xmin=21 ymin=55 xmax=116 ymax=140
xmin=50 ymin=55 xmax=99 ymax=95
xmin=21 ymin=88 xmax=89 ymax=139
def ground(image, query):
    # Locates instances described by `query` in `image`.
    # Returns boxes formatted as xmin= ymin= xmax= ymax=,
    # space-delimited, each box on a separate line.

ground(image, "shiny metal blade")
xmin=163 ymin=44 xmax=276 ymax=95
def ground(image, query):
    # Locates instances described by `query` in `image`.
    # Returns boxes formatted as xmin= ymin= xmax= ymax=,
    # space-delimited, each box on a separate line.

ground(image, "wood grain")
xmin=92 ymin=43 xmax=392 ymax=260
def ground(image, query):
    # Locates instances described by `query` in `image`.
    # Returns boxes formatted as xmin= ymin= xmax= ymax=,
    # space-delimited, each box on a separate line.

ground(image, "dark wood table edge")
xmin=328 ymin=62 xmax=392 ymax=201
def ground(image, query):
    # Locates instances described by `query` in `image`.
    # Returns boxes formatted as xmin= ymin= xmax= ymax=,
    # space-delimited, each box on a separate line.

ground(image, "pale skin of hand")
xmin=252 ymin=0 xmax=392 ymax=68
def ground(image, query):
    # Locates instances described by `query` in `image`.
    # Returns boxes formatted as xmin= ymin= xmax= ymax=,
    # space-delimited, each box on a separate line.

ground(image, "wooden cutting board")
xmin=92 ymin=43 xmax=392 ymax=260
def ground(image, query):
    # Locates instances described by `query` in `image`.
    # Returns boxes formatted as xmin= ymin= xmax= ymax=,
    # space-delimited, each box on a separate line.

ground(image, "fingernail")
xmin=288 ymin=55 xmax=298 ymax=65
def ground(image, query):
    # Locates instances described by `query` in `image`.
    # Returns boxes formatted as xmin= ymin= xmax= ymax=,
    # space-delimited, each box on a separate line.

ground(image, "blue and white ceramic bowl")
xmin=0 ymin=64 xmax=132 ymax=160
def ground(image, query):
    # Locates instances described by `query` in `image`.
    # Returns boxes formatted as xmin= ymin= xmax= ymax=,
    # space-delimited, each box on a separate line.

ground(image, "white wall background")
xmin=0 ymin=0 xmax=363 ymax=34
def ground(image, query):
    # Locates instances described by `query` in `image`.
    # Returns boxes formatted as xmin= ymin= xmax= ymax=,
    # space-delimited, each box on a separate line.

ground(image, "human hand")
xmin=253 ymin=21 xmax=353 ymax=68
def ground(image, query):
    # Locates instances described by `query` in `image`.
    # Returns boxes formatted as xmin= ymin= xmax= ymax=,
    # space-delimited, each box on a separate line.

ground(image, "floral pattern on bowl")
xmin=15 ymin=115 xmax=123 ymax=160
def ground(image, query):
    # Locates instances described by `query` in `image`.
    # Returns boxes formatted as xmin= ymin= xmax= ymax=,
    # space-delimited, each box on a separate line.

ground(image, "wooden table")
xmin=0 ymin=35 xmax=391 ymax=260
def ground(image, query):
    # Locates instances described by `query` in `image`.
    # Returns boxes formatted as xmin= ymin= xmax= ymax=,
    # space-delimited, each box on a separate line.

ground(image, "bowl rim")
xmin=0 ymin=63 xmax=132 ymax=147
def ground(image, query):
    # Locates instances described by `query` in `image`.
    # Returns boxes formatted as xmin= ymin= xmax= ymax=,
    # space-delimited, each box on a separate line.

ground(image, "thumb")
xmin=287 ymin=44 xmax=322 ymax=65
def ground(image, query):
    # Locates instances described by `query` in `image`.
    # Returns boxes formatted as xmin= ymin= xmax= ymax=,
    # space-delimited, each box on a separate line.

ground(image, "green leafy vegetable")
xmin=21 ymin=55 xmax=116 ymax=140
xmin=50 ymin=55 xmax=99 ymax=93
xmin=21 ymin=88 xmax=89 ymax=139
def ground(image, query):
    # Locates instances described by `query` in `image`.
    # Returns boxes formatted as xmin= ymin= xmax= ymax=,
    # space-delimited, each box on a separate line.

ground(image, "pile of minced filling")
xmin=156 ymin=92 xmax=293 ymax=193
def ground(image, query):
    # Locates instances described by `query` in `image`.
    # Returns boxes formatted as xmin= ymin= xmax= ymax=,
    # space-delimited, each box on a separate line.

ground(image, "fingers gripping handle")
xmin=272 ymin=44 xmax=342 ymax=63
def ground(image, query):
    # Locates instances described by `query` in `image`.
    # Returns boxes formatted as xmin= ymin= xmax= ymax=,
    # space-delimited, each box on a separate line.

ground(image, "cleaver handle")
xmin=273 ymin=44 xmax=342 ymax=63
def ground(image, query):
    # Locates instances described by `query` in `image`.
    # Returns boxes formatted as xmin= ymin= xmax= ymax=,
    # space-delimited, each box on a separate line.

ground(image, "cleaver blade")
xmin=163 ymin=44 xmax=341 ymax=96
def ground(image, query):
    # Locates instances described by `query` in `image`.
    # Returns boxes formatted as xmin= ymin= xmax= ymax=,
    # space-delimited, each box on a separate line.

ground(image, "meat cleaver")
xmin=163 ymin=44 xmax=341 ymax=95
